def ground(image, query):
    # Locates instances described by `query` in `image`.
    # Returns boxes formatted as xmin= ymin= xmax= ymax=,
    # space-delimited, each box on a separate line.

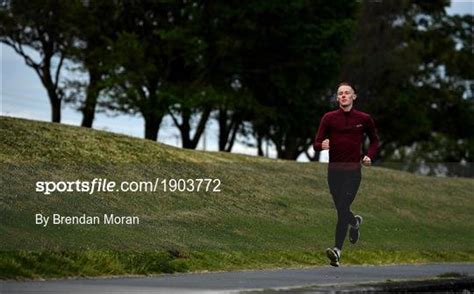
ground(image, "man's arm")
xmin=313 ymin=114 xmax=330 ymax=151
xmin=365 ymin=115 xmax=380 ymax=160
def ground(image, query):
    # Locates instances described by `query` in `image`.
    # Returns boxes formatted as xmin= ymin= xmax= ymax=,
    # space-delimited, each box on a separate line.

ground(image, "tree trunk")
xmin=225 ymin=121 xmax=239 ymax=152
xmin=45 ymin=80 xmax=61 ymax=123
xmin=144 ymin=114 xmax=162 ymax=141
xmin=218 ymin=108 xmax=229 ymax=151
xmin=42 ymin=61 xmax=62 ymax=123
xmin=278 ymin=149 xmax=300 ymax=160
xmin=218 ymin=108 xmax=241 ymax=152
xmin=257 ymin=135 xmax=264 ymax=156
xmin=192 ymin=107 xmax=211 ymax=148
xmin=180 ymin=108 xmax=211 ymax=149
xmin=276 ymin=136 xmax=301 ymax=160
xmin=51 ymin=97 xmax=61 ymax=123
xmin=180 ymin=111 xmax=192 ymax=148
xmin=81 ymin=98 xmax=96 ymax=128
xmin=81 ymin=69 xmax=101 ymax=128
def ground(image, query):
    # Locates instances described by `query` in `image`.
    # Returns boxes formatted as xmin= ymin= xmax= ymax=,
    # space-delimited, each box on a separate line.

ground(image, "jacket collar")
xmin=338 ymin=107 xmax=354 ymax=114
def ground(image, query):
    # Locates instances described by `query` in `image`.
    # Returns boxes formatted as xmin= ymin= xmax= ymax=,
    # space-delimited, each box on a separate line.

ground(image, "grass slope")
xmin=0 ymin=116 xmax=473 ymax=279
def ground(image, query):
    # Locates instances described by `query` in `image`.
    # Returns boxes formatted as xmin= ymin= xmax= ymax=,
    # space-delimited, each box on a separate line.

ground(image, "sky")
xmin=1 ymin=1 xmax=473 ymax=162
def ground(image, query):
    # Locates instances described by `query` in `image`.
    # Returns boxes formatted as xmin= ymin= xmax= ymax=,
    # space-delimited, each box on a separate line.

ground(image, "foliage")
xmin=0 ymin=0 xmax=80 ymax=122
xmin=1 ymin=0 xmax=472 ymax=169
xmin=340 ymin=0 xmax=473 ymax=175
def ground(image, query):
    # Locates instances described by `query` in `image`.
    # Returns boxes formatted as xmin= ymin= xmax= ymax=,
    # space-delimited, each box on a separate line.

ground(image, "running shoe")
xmin=326 ymin=247 xmax=341 ymax=267
xmin=349 ymin=215 xmax=363 ymax=244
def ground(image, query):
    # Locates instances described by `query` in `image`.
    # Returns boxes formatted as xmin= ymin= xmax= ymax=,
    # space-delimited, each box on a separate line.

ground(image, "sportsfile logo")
xmin=35 ymin=178 xmax=222 ymax=195
xmin=36 ymin=178 xmax=120 ymax=195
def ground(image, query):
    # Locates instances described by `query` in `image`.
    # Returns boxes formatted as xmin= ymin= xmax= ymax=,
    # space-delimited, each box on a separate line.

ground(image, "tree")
xmin=103 ymin=2 xmax=177 ymax=141
xmin=215 ymin=89 xmax=254 ymax=152
xmin=167 ymin=87 xmax=214 ymax=149
xmin=164 ymin=2 xmax=212 ymax=149
xmin=235 ymin=0 xmax=358 ymax=159
xmin=339 ymin=0 xmax=473 ymax=176
xmin=193 ymin=1 xmax=255 ymax=152
xmin=104 ymin=1 xmax=209 ymax=142
xmin=66 ymin=0 xmax=121 ymax=128
xmin=166 ymin=1 xmax=254 ymax=150
xmin=0 ymin=0 xmax=78 ymax=123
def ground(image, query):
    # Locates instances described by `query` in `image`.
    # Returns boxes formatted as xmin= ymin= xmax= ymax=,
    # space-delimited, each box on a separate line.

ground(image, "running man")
xmin=313 ymin=82 xmax=379 ymax=267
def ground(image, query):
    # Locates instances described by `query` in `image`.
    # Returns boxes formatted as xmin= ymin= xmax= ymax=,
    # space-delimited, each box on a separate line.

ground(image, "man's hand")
xmin=362 ymin=155 xmax=371 ymax=166
xmin=322 ymin=139 xmax=330 ymax=150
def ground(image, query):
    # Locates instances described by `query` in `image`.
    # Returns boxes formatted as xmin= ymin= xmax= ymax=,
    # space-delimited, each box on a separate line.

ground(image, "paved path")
xmin=1 ymin=263 xmax=473 ymax=293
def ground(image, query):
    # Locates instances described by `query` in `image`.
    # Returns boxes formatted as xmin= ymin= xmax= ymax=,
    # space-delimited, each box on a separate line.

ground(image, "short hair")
xmin=336 ymin=82 xmax=357 ymax=94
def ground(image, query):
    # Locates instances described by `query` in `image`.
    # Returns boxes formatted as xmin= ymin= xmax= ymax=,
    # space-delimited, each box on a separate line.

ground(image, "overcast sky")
xmin=1 ymin=1 xmax=472 ymax=161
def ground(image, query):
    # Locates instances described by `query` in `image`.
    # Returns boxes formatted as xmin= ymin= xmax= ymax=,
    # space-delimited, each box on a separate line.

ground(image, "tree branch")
xmin=2 ymin=39 xmax=43 ymax=78
xmin=191 ymin=106 xmax=211 ymax=146
xmin=169 ymin=111 xmax=181 ymax=129
xmin=53 ymin=52 xmax=65 ymax=90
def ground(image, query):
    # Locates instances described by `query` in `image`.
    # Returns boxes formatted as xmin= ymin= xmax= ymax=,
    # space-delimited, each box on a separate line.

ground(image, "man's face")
xmin=337 ymin=85 xmax=356 ymax=107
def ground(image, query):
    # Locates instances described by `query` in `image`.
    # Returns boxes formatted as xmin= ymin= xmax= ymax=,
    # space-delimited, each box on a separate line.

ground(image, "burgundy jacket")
xmin=313 ymin=108 xmax=379 ymax=169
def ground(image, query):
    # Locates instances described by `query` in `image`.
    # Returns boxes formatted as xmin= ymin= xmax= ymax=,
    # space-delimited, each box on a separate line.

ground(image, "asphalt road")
xmin=1 ymin=263 xmax=473 ymax=294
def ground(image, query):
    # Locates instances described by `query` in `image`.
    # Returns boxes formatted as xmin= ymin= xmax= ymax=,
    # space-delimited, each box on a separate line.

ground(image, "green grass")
xmin=1 ymin=116 xmax=473 ymax=279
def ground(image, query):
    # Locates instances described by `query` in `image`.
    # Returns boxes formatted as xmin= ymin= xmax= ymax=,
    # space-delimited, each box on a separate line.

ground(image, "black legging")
xmin=327 ymin=168 xmax=361 ymax=250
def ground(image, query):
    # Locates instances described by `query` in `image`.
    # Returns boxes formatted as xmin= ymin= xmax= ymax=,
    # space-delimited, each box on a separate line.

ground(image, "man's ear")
xmin=353 ymin=94 xmax=357 ymax=100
